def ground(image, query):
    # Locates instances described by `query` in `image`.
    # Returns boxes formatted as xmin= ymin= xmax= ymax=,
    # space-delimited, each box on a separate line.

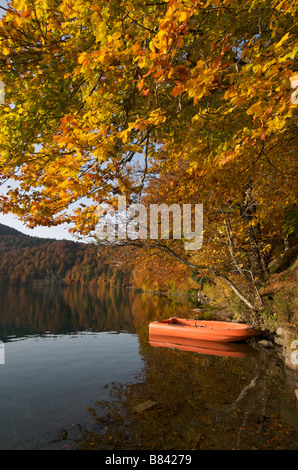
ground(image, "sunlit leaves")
xmin=0 ymin=0 xmax=296 ymax=248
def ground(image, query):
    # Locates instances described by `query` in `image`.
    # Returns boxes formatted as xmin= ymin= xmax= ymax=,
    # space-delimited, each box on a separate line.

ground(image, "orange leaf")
xmin=60 ymin=116 xmax=68 ymax=126
xmin=142 ymin=87 xmax=151 ymax=96
xmin=20 ymin=10 xmax=32 ymax=19
xmin=171 ymin=85 xmax=184 ymax=96
xmin=137 ymin=79 xmax=144 ymax=91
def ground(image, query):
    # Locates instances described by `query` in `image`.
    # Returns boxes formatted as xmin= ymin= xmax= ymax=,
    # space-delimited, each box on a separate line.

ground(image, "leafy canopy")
xmin=0 ymin=0 xmax=296 ymax=238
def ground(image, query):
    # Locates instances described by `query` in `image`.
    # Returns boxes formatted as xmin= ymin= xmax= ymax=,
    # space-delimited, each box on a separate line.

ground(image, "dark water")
xmin=0 ymin=285 xmax=297 ymax=450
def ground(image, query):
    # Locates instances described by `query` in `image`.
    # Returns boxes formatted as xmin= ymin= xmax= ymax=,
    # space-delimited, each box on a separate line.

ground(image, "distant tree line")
xmin=0 ymin=224 xmax=130 ymax=287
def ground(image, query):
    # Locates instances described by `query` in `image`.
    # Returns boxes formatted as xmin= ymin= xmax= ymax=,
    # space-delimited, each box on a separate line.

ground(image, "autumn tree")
xmin=0 ymin=0 xmax=297 ymax=311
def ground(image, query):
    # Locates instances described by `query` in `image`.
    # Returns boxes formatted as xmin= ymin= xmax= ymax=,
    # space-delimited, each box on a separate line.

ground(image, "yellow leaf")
xmin=275 ymin=32 xmax=290 ymax=48
xmin=246 ymin=102 xmax=264 ymax=117
xmin=177 ymin=11 xmax=188 ymax=22
xmin=138 ymin=56 xmax=148 ymax=68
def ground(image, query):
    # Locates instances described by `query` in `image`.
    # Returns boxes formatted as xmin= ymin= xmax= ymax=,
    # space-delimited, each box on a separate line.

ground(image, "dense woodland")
xmin=0 ymin=223 xmax=131 ymax=287
xmin=0 ymin=222 xmax=200 ymax=292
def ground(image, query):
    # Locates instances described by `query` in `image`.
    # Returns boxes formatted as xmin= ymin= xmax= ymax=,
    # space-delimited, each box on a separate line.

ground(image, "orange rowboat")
xmin=149 ymin=317 xmax=258 ymax=343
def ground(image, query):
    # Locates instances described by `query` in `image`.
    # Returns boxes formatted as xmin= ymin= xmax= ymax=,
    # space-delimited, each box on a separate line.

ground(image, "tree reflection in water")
xmin=2 ymin=285 xmax=296 ymax=450
xmin=55 ymin=290 xmax=298 ymax=451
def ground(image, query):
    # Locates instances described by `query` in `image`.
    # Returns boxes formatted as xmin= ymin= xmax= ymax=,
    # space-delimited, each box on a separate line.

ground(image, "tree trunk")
xmin=151 ymin=242 xmax=257 ymax=311
xmin=241 ymin=185 xmax=267 ymax=283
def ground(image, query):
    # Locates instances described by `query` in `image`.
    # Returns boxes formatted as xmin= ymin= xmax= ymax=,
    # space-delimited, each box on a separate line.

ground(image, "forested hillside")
xmin=0 ymin=223 xmax=130 ymax=287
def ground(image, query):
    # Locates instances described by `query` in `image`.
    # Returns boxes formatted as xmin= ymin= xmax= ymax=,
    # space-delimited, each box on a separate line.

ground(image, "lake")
xmin=0 ymin=285 xmax=297 ymax=450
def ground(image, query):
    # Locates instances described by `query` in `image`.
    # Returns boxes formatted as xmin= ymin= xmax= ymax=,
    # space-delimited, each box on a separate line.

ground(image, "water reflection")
xmin=0 ymin=286 xmax=297 ymax=450
xmin=0 ymin=285 xmax=196 ymax=342
xmin=67 ymin=340 xmax=298 ymax=451
xmin=149 ymin=334 xmax=257 ymax=358
xmin=0 ymin=285 xmax=136 ymax=341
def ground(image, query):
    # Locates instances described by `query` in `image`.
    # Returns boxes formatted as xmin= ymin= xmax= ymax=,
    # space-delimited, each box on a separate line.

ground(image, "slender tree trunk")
xmin=221 ymin=207 xmax=250 ymax=282
xmin=211 ymin=269 xmax=256 ymax=311
xmin=241 ymin=185 xmax=267 ymax=283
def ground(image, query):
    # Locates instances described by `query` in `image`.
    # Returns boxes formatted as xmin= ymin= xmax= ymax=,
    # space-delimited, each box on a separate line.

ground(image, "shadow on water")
xmin=59 ymin=342 xmax=298 ymax=451
xmin=0 ymin=285 xmax=297 ymax=450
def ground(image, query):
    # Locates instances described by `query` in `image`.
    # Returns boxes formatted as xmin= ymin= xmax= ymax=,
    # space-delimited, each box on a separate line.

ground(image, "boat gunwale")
xmin=150 ymin=318 xmax=254 ymax=331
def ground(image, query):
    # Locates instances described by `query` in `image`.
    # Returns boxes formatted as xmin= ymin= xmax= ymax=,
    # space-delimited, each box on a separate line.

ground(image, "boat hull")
xmin=149 ymin=318 xmax=258 ymax=343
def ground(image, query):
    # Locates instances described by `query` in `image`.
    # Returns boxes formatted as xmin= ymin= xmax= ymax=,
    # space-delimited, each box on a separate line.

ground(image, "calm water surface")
xmin=0 ymin=285 xmax=297 ymax=450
